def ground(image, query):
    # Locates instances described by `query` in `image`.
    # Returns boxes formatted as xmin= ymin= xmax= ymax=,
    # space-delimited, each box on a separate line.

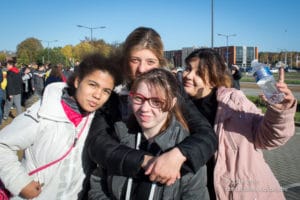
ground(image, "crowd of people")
xmin=0 ymin=61 xmax=70 ymax=126
xmin=0 ymin=26 xmax=297 ymax=200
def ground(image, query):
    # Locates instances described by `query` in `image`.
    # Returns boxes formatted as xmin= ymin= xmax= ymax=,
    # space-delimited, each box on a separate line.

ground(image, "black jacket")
xmin=87 ymin=79 xmax=217 ymax=177
xmin=6 ymin=68 xmax=22 ymax=96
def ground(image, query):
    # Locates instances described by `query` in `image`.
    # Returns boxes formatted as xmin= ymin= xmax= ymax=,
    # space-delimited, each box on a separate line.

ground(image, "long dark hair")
xmin=185 ymin=48 xmax=232 ymax=88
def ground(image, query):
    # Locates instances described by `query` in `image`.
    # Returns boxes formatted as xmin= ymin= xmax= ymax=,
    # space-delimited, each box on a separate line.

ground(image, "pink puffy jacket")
xmin=213 ymin=87 xmax=296 ymax=200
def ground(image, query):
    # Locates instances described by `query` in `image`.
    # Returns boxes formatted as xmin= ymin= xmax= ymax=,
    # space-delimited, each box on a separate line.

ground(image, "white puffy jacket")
xmin=0 ymin=83 xmax=94 ymax=199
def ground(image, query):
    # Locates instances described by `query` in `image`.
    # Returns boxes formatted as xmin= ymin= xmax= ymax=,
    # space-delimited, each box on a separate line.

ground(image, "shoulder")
xmin=24 ymin=100 xmax=42 ymax=122
xmin=114 ymin=121 xmax=129 ymax=139
xmin=216 ymin=87 xmax=253 ymax=108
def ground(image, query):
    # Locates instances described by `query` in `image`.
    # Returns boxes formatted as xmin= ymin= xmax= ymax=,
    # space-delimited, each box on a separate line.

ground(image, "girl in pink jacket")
xmin=182 ymin=48 xmax=296 ymax=200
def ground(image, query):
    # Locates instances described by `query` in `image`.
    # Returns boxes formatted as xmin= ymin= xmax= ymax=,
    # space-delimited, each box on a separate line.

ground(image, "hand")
xmin=274 ymin=67 xmax=295 ymax=109
xmin=141 ymin=155 xmax=155 ymax=169
xmin=144 ymin=147 xmax=186 ymax=186
xmin=19 ymin=181 xmax=42 ymax=199
xmin=231 ymin=65 xmax=239 ymax=74
xmin=261 ymin=67 xmax=295 ymax=110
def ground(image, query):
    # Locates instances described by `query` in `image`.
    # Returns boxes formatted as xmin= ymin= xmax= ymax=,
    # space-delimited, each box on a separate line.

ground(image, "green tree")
xmin=0 ymin=52 xmax=7 ymax=65
xmin=16 ymin=38 xmax=43 ymax=64
xmin=92 ymin=39 xmax=112 ymax=57
xmin=61 ymin=45 xmax=75 ymax=66
xmin=73 ymin=42 xmax=94 ymax=60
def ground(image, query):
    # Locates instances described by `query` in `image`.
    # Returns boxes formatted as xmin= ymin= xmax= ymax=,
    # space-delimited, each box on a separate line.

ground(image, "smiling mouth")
xmin=184 ymin=82 xmax=194 ymax=87
xmin=138 ymin=114 xmax=151 ymax=122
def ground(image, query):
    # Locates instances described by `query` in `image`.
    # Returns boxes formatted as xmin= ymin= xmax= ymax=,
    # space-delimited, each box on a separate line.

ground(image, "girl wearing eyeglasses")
xmin=86 ymin=27 xmax=217 ymax=194
xmin=89 ymin=68 xmax=209 ymax=200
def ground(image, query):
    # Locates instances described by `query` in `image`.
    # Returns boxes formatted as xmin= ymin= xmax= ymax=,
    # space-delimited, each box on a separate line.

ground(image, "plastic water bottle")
xmin=251 ymin=60 xmax=284 ymax=104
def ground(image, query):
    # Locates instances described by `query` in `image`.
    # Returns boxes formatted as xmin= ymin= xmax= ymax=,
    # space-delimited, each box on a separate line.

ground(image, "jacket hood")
xmin=8 ymin=66 xmax=19 ymax=74
xmin=38 ymin=82 xmax=69 ymax=122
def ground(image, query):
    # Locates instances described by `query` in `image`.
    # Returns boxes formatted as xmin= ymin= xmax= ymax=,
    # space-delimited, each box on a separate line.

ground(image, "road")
xmin=241 ymin=82 xmax=300 ymax=100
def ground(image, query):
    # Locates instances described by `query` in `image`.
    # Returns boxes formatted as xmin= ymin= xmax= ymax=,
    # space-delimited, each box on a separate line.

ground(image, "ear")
xmin=74 ymin=77 xmax=80 ymax=89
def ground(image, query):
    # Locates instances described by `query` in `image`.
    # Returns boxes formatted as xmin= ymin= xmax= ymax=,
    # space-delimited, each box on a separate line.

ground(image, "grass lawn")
xmin=242 ymin=71 xmax=300 ymax=122
xmin=246 ymin=95 xmax=300 ymax=122
xmin=241 ymin=72 xmax=300 ymax=84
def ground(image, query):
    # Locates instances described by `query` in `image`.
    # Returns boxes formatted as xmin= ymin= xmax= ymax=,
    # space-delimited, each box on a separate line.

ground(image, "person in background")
xmin=1 ymin=71 xmax=7 ymax=116
xmin=0 ymin=65 xmax=3 ymax=125
xmin=44 ymin=64 xmax=66 ymax=88
xmin=62 ymin=65 xmax=73 ymax=81
xmin=21 ymin=66 xmax=33 ymax=107
xmin=182 ymin=48 xmax=296 ymax=200
xmin=86 ymin=27 xmax=217 ymax=190
xmin=31 ymin=64 xmax=46 ymax=99
xmin=230 ymin=64 xmax=242 ymax=90
xmin=0 ymin=53 xmax=120 ymax=199
xmin=89 ymin=68 xmax=209 ymax=200
xmin=3 ymin=60 xmax=23 ymax=120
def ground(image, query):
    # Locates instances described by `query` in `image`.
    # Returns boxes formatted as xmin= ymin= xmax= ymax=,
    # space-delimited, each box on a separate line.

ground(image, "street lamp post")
xmin=41 ymin=40 xmax=58 ymax=63
xmin=211 ymin=0 xmax=214 ymax=48
xmin=218 ymin=33 xmax=236 ymax=65
xmin=77 ymin=25 xmax=106 ymax=41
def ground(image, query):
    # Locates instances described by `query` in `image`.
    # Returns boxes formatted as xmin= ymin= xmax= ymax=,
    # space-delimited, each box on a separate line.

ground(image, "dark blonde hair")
xmin=185 ymin=48 xmax=232 ymax=88
xmin=122 ymin=27 xmax=167 ymax=82
xmin=130 ymin=68 xmax=188 ymax=132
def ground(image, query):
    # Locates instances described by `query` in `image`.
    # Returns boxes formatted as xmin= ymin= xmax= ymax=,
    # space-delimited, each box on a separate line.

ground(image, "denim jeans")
xmin=3 ymin=93 xmax=22 ymax=119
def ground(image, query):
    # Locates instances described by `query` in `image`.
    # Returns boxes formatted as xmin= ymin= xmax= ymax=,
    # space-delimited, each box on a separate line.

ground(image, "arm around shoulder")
xmin=87 ymin=110 xmax=146 ymax=177
xmin=176 ymin=98 xmax=218 ymax=172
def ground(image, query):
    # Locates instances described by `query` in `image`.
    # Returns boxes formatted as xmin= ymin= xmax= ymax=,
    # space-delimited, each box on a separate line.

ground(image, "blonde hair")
xmin=122 ymin=27 xmax=167 ymax=82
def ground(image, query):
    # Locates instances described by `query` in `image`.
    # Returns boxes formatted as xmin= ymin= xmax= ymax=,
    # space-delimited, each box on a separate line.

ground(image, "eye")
xmin=133 ymin=95 xmax=144 ymax=103
xmin=130 ymin=58 xmax=140 ymax=64
xmin=103 ymin=89 xmax=112 ymax=96
xmin=146 ymin=59 xmax=158 ymax=66
xmin=150 ymin=98 xmax=163 ymax=107
xmin=89 ymin=82 xmax=97 ymax=88
xmin=185 ymin=66 xmax=191 ymax=72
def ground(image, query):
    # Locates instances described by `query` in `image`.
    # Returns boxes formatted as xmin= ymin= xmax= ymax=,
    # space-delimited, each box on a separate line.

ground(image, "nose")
xmin=93 ymin=89 xmax=102 ymax=100
xmin=183 ymin=70 xmax=192 ymax=79
xmin=137 ymin=60 xmax=149 ymax=74
xmin=139 ymin=99 xmax=151 ymax=111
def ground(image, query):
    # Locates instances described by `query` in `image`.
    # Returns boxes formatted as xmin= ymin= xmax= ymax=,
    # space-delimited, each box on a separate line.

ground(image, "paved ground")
xmin=242 ymin=83 xmax=300 ymax=199
xmin=263 ymin=128 xmax=300 ymax=200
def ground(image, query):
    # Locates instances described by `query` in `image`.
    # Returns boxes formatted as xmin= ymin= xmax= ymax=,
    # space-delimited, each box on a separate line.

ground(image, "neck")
xmin=143 ymin=118 xmax=167 ymax=140
xmin=194 ymin=86 xmax=213 ymax=99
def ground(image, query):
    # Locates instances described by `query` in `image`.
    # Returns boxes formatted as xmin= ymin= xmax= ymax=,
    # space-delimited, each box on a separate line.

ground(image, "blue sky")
xmin=1 ymin=0 xmax=299 ymax=52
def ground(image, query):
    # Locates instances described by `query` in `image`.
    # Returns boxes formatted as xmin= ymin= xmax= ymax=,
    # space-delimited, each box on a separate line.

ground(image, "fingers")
xmin=278 ymin=67 xmax=285 ymax=83
xmin=144 ymin=163 xmax=154 ymax=175
xmin=20 ymin=181 xmax=42 ymax=199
